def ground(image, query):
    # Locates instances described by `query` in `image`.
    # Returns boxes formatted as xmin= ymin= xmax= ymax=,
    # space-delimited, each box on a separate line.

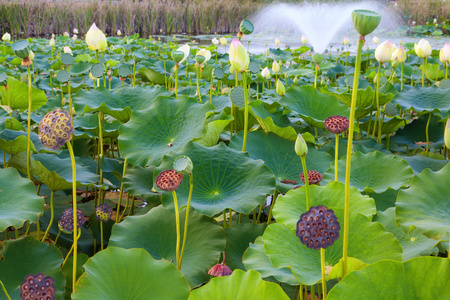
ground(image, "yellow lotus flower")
xmin=229 ymin=39 xmax=249 ymax=73
xmin=86 ymin=23 xmax=107 ymax=51
xmin=414 ymin=39 xmax=432 ymax=59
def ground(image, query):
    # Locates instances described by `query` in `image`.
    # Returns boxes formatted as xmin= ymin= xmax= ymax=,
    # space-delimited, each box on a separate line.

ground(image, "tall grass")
xmin=0 ymin=0 xmax=448 ymax=38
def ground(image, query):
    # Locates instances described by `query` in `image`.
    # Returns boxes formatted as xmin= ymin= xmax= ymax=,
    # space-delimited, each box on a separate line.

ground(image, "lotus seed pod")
xmin=95 ymin=203 xmax=113 ymax=222
xmin=38 ymin=109 xmax=74 ymax=150
xmin=171 ymin=50 xmax=185 ymax=63
xmin=296 ymin=205 xmax=340 ymax=250
xmin=12 ymin=40 xmax=31 ymax=59
xmin=208 ymin=263 xmax=232 ymax=277
xmin=58 ymin=207 xmax=85 ymax=234
xmin=312 ymin=53 xmax=323 ymax=65
xmin=155 ymin=169 xmax=184 ymax=191
xmin=239 ymin=20 xmax=254 ymax=35
xmin=295 ymin=133 xmax=308 ymax=158
xmin=20 ymin=273 xmax=56 ymax=300
xmin=195 ymin=54 xmax=206 ymax=65
xmin=324 ymin=115 xmax=350 ymax=134
xmin=196 ymin=48 xmax=211 ymax=63
xmin=300 ymin=170 xmax=323 ymax=185
xmin=351 ymin=9 xmax=381 ymax=37
xmin=173 ymin=156 xmax=193 ymax=175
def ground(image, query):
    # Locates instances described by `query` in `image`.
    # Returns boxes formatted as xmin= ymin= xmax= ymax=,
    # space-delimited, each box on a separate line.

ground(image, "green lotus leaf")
xmin=0 ymin=167 xmax=44 ymax=231
xmin=157 ymin=142 xmax=276 ymax=217
xmin=375 ymin=208 xmax=439 ymax=261
xmin=0 ymin=76 xmax=47 ymax=112
xmin=8 ymin=152 xmax=99 ymax=191
xmin=72 ymin=247 xmax=190 ymax=300
xmin=360 ymin=116 xmax=405 ymax=135
xmin=323 ymin=151 xmax=414 ymax=194
xmin=138 ymin=67 xmax=166 ymax=85
xmin=62 ymin=254 xmax=89 ymax=298
xmin=73 ymin=113 xmax=121 ymax=138
xmin=327 ymin=257 xmax=450 ymax=299
xmin=109 ymin=205 xmax=225 ymax=287
xmin=123 ymin=166 xmax=161 ymax=203
xmin=188 ymin=269 xmax=290 ymax=300
xmin=0 ymin=129 xmax=37 ymax=155
xmin=229 ymin=131 xmax=333 ymax=194
xmin=398 ymin=154 xmax=449 ymax=174
xmin=73 ymin=86 xmax=171 ymax=123
xmin=273 ymin=182 xmax=376 ymax=229
xmin=392 ymin=86 xmax=450 ymax=117
xmin=224 ymin=223 xmax=267 ymax=270
xmin=119 ymin=98 xmax=213 ymax=167
xmin=263 ymin=210 xmax=402 ymax=285
xmin=0 ymin=236 xmax=65 ymax=300
xmin=193 ymin=111 xmax=233 ymax=147
xmin=243 ymin=237 xmax=299 ymax=285
xmin=279 ymin=86 xmax=350 ymax=128
xmin=396 ymin=163 xmax=450 ymax=240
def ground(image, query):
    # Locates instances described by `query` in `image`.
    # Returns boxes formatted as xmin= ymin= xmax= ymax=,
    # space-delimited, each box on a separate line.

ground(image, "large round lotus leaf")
xmin=0 ymin=76 xmax=47 ymax=112
xmin=119 ymin=98 xmax=213 ymax=167
xmin=375 ymin=208 xmax=439 ymax=261
xmin=399 ymin=154 xmax=449 ymax=174
xmin=327 ymin=257 xmax=450 ymax=299
xmin=396 ymin=163 xmax=450 ymax=240
xmin=0 ymin=167 xmax=44 ymax=231
xmin=72 ymin=247 xmax=190 ymax=300
xmin=156 ymin=142 xmax=276 ymax=217
xmin=224 ymin=223 xmax=267 ymax=270
xmin=0 ymin=236 xmax=65 ymax=300
xmin=323 ymin=151 xmax=414 ymax=194
xmin=279 ymin=86 xmax=350 ymax=128
xmin=123 ymin=166 xmax=161 ymax=203
xmin=229 ymin=131 xmax=332 ymax=194
xmin=392 ymin=86 xmax=450 ymax=117
xmin=243 ymin=236 xmax=299 ymax=285
xmin=109 ymin=205 xmax=225 ymax=287
xmin=263 ymin=211 xmax=402 ymax=285
xmin=8 ymin=152 xmax=99 ymax=191
xmin=0 ymin=129 xmax=37 ymax=155
xmin=73 ymin=86 xmax=171 ymax=123
xmin=188 ymin=269 xmax=290 ymax=300
xmin=273 ymin=181 xmax=376 ymax=228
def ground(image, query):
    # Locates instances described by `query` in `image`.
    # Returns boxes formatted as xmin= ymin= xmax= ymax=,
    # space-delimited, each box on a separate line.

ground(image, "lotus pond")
xmin=0 ymin=13 xmax=449 ymax=300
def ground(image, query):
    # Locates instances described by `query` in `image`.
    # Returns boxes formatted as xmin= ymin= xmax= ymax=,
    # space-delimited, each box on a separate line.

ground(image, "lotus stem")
xmin=422 ymin=58 xmax=425 ymax=87
xmin=267 ymin=190 xmax=279 ymax=224
xmin=334 ymin=134 xmax=339 ymax=181
xmin=311 ymin=284 xmax=315 ymax=300
xmin=179 ymin=172 xmax=193 ymax=270
xmin=66 ymin=141 xmax=78 ymax=292
xmin=119 ymin=193 xmax=130 ymax=221
xmin=372 ymin=63 xmax=381 ymax=140
xmin=116 ymin=158 xmax=128 ymax=223
xmin=68 ymin=66 xmax=72 ymax=117
xmin=61 ymin=229 xmax=81 ymax=270
xmin=100 ymin=221 xmax=104 ymax=250
xmin=446 ymin=62 xmax=448 ymax=80
xmin=300 ymin=156 xmax=311 ymax=210
xmin=26 ymin=66 xmax=32 ymax=180
xmin=163 ymin=60 xmax=167 ymax=89
xmin=41 ymin=190 xmax=55 ymax=242
xmin=98 ymin=112 xmax=104 ymax=203
xmin=342 ymin=35 xmax=364 ymax=277
xmin=171 ymin=190 xmax=181 ymax=271
xmin=242 ymin=71 xmax=249 ymax=152
xmin=54 ymin=229 xmax=61 ymax=245
xmin=400 ymin=62 xmax=404 ymax=91
xmin=196 ymin=65 xmax=202 ymax=102
xmin=314 ymin=64 xmax=319 ymax=88
xmin=0 ymin=279 xmax=11 ymax=300
xmin=425 ymin=112 xmax=431 ymax=156
xmin=174 ymin=64 xmax=179 ymax=99
xmin=321 ymin=248 xmax=327 ymax=299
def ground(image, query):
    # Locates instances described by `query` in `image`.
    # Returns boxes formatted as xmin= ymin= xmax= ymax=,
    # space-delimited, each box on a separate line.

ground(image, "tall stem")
xmin=0 ymin=279 xmax=11 ymax=300
xmin=242 ymin=72 xmax=249 ymax=152
xmin=342 ymin=35 xmax=364 ymax=277
xmin=174 ymin=64 xmax=179 ymax=99
xmin=196 ymin=65 xmax=202 ymax=102
xmin=66 ymin=141 xmax=78 ymax=292
xmin=26 ymin=66 xmax=32 ymax=180
xmin=179 ymin=172 xmax=193 ymax=270
xmin=41 ymin=190 xmax=55 ymax=241
xmin=267 ymin=190 xmax=279 ymax=224
xmin=171 ymin=190 xmax=181 ymax=271
xmin=334 ymin=134 xmax=339 ymax=181
xmin=425 ymin=112 xmax=431 ymax=156
xmin=321 ymin=248 xmax=327 ymax=299
xmin=300 ymin=156 xmax=311 ymax=210
xmin=68 ymin=66 xmax=72 ymax=116
xmin=422 ymin=57 xmax=425 ymax=87
xmin=115 ymin=158 xmax=128 ymax=223
xmin=372 ymin=63 xmax=381 ymax=139
xmin=400 ymin=62 xmax=404 ymax=91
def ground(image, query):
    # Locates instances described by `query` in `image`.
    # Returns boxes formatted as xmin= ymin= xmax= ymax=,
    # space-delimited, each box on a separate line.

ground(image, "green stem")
xmin=372 ymin=62 xmax=381 ymax=139
xmin=400 ymin=62 xmax=404 ymax=91
xmin=334 ymin=134 xmax=339 ymax=181
xmin=171 ymin=190 xmax=181 ymax=271
xmin=267 ymin=190 xmax=279 ymax=224
xmin=41 ymin=190 xmax=55 ymax=242
xmin=446 ymin=62 xmax=448 ymax=80
xmin=223 ymin=210 xmax=227 ymax=228
xmin=54 ymin=229 xmax=61 ymax=245
xmin=300 ymin=156 xmax=311 ymax=210
xmin=179 ymin=172 xmax=193 ymax=270
xmin=119 ymin=193 xmax=130 ymax=220
xmin=68 ymin=66 xmax=72 ymax=115
xmin=242 ymin=72 xmax=249 ymax=152
xmin=422 ymin=57 xmax=425 ymax=87
xmin=0 ymin=279 xmax=11 ymax=300
xmin=115 ymin=158 xmax=128 ymax=223
xmin=98 ymin=112 xmax=104 ymax=203
xmin=26 ymin=66 xmax=32 ymax=180
xmin=314 ymin=64 xmax=318 ymax=88
xmin=100 ymin=221 xmax=104 ymax=250
xmin=321 ymin=248 xmax=327 ymax=299
xmin=210 ymin=75 xmax=213 ymax=104
xmin=228 ymin=209 xmax=232 ymax=227
xmin=342 ymin=35 xmax=364 ymax=277
xmin=174 ymin=64 xmax=179 ymax=99
xmin=425 ymin=112 xmax=431 ymax=156
xmin=196 ymin=65 xmax=202 ymax=102
xmin=66 ymin=141 xmax=78 ymax=292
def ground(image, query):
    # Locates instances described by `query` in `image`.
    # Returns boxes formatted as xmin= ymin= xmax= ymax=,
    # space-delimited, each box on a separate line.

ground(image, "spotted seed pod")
xmin=296 ymin=205 xmax=340 ymax=250
xmin=38 ymin=109 xmax=74 ymax=150
xmin=95 ymin=203 xmax=113 ymax=222
xmin=20 ymin=273 xmax=56 ymax=300
xmin=299 ymin=170 xmax=323 ymax=185
xmin=155 ymin=169 xmax=183 ymax=191
xmin=58 ymin=208 xmax=85 ymax=234
xmin=324 ymin=115 xmax=349 ymax=135
xmin=208 ymin=263 xmax=232 ymax=277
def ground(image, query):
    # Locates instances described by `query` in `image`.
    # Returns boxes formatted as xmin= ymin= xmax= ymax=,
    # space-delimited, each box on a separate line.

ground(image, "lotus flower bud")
xmin=72 ymin=34 xmax=77 ymax=41
xmin=275 ymin=37 xmax=280 ymax=45
xmin=272 ymin=60 xmax=280 ymax=73
xmin=276 ymin=79 xmax=285 ymax=96
xmin=155 ymin=169 xmax=184 ymax=191
xmin=351 ymin=9 xmax=381 ymax=37
xmin=375 ymin=40 xmax=394 ymax=63
xmin=295 ymin=133 xmax=308 ymax=157
xmin=95 ymin=203 xmax=113 ymax=222
xmin=293 ymin=76 xmax=298 ymax=84
xmin=49 ymin=37 xmax=55 ymax=47
xmin=391 ymin=45 xmax=407 ymax=63
xmin=301 ymin=35 xmax=308 ymax=44
xmin=86 ymin=23 xmax=107 ymax=51
xmin=196 ymin=48 xmax=212 ymax=63
xmin=59 ymin=207 xmax=85 ymax=233
xmin=343 ymin=37 xmax=350 ymax=45
xmin=63 ymin=46 xmax=72 ymax=55
xmin=373 ymin=36 xmax=379 ymax=45
xmin=117 ymin=29 xmax=122 ymax=36
xmin=265 ymin=49 xmax=270 ymax=57
xmin=173 ymin=156 xmax=193 ymax=175
xmin=439 ymin=43 xmax=450 ymax=63
xmin=21 ymin=273 xmax=56 ymax=300
xmin=261 ymin=66 xmax=270 ymax=79
xmin=312 ymin=53 xmax=323 ymax=65
xmin=63 ymin=32 xmax=70 ymax=37
xmin=29 ymin=50 xmax=35 ymax=61
xmin=229 ymin=38 xmax=249 ymax=73
xmin=220 ymin=37 xmax=228 ymax=46
xmin=414 ymin=39 xmax=432 ymax=58
xmin=73 ymin=28 xmax=78 ymax=34
xmin=212 ymin=37 xmax=219 ymax=45
xmin=445 ymin=118 xmax=450 ymax=149
xmin=51 ymin=33 xmax=55 ymax=38
xmin=176 ymin=44 xmax=190 ymax=64
xmin=2 ymin=32 xmax=11 ymax=42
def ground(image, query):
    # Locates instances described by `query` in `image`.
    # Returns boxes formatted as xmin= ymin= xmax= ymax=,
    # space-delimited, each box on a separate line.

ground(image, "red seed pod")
xmin=208 ymin=263 xmax=232 ymax=277
xmin=155 ymin=169 xmax=184 ymax=191
xmin=324 ymin=115 xmax=349 ymax=134
xmin=299 ymin=170 xmax=323 ymax=185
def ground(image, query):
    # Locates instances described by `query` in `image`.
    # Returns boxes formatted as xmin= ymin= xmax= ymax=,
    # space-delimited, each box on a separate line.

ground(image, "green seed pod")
xmin=38 ymin=109 xmax=74 ymax=150
xmin=312 ymin=53 xmax=324 ymax=65
xmin=171 ymin=51 xmax=185 ymax=63
xmin=173 ymin=156 xmax=193 ymax=175
xmin=295 ymin=133 xmax=308 ymax=157
xmin=12 ymin=40 xmax=31 ymax=59
xmin=351 ymin=9 xmax=381 ymax=37
xmin=195 ymin=54 xmax=205 ymax=65
xmin=239 ymin=19 xmax=254 ymax=35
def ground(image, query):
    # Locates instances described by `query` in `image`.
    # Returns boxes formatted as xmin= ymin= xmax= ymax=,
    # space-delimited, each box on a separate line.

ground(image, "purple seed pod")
xmin=299 ymin=170 xmax=323 ymax=185
xmin=38 ymin=109 xmax=74 ymax=150
xmin=208 ymin=263 xmax=232 ymax=277
xmin=20 ymin=273 xmax=56 ymax=300
xmin=58 ymin=208 xmax=85 ymax=233
xmin=95 ymin=203 xmax=113 ymax=222
xmin=324 ymin=115 xmax=349 ymax=134
xmin=155 ymin=169 xmax=184 ymax=191
xmin=296 ymin=205 xmax=340 ymax=250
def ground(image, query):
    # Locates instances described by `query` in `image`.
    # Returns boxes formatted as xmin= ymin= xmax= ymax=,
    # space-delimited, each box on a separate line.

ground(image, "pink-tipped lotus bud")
xmin=229 ymin=39 xmax=249 ymax=73
xmin=220 ymin=37 xmax=228 ymax=46
xmin=301 ymin=35 xmax=308 ymax=44
xmin=275 ymin=37 xmax=280 ymax=45
xmin=375 ymin=40 xmax=394 ymax=63
xmin=414 ymin=39 xmax=432 ymax=58
xmin=391 ymin=45 xmax=407 ymax=63
xmin=261 ymin=67 xmax=270 ymax=79
xmin=272 ymin=60 xmax=280 ymax=73
xmin=343 ymin=37 xmax=350 ymax=45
